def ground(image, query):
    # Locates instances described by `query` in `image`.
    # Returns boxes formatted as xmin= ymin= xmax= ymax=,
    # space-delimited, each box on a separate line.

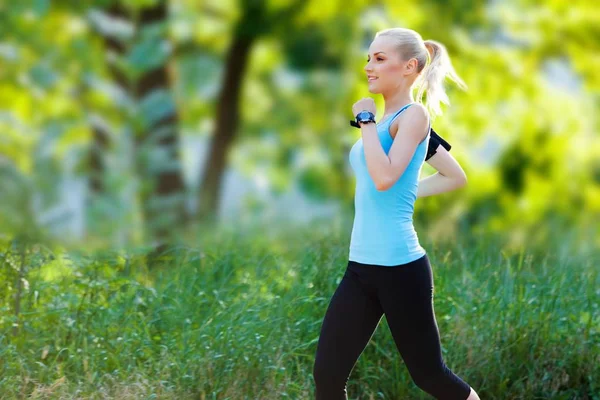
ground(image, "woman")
xmin=312 ymin=28 xmax=481 ymax=400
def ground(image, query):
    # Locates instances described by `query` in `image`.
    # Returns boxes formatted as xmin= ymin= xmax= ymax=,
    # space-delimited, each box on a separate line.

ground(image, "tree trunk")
xmin=88 ymin=3 xmax=128 ymax=196
xmin=197 ymin=28 xmax=255 ymax=223
xmin=90 ymin=2 xmax=186 ymax=251
xmin=196 ymin=0 xmax=306 ymax=223
xmin=136 ymin=3 xmax=187 ymax=247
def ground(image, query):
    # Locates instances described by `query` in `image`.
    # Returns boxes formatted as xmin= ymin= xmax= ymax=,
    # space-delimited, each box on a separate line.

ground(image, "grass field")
xmin=1 ymin=218 xmax=598 ymax=399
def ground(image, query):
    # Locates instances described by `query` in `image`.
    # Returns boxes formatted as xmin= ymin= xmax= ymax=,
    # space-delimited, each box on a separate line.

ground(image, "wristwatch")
xmin=350 ymin=111 xmax=376 ymax=128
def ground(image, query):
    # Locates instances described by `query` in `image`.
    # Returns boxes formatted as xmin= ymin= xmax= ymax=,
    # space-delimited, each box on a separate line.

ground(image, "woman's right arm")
xmin=417 ymin=146 xmax=467 ymax=198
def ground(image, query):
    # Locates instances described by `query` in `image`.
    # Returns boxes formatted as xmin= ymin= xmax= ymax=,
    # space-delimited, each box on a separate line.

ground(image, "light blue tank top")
xmin=348 ymin=103 xmax=430 ymax=266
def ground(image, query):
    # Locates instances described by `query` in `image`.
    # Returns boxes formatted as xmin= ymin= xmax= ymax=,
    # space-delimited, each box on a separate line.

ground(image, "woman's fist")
xmin=352 ymin=97 xmax=376 ymax=117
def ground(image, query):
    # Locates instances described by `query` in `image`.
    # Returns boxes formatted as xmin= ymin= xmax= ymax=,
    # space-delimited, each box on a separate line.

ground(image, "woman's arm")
xmin=417 ymin=145 xmax=467 ymax=198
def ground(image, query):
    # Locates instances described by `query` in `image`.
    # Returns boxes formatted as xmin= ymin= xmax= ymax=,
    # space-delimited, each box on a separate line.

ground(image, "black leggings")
xmin=313 ymin=254 xmax=471 ymax=400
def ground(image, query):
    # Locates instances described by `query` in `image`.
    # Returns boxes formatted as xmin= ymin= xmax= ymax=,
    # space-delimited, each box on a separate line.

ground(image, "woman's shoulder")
xmin=407 ymin=102 xmax=429 ymax=120
xmin=389 ymin=103 xmax=429 ymax=139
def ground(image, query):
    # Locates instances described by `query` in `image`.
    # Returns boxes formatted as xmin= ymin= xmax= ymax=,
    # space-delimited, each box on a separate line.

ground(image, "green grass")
xmin=0 ymin=218 xmax=598 ymax=399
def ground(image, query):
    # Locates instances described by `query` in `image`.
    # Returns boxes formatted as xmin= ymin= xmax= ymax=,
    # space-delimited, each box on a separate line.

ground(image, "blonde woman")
xmin=313 ymin=28 xmax=481 ymax=400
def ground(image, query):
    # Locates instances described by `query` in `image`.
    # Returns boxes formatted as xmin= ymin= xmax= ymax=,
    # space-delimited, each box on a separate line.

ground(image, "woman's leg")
xmin=376 ymin=254 xmax=473 ymax=400
xmin=313 ymin=263 xmax=384 ymax=400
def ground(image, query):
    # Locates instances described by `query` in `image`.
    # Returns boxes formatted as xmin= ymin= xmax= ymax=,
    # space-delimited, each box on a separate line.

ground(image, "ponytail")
xmin=415 ymin=40 xmax=467 ymax=118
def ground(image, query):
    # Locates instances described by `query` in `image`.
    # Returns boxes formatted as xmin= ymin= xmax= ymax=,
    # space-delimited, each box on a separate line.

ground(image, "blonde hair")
xmin=375 ymin=28 xmax=467 ymax=118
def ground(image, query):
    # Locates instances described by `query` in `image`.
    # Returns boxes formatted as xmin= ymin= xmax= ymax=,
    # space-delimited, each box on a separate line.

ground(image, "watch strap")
xmin=350 ymin=110 xmax=375 ymax=128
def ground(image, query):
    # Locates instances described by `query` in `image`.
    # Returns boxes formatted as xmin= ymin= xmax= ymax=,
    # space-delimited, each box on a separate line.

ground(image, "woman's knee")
xmin=412 ymin=371 xmax=445 ymax=395
xmin=313 ymin=359 xmax=338 ymax=386
xmin=312 ymin=359 xmax=348 ymax=398
xmin=409 ymin=364 xmax=470 ymax=399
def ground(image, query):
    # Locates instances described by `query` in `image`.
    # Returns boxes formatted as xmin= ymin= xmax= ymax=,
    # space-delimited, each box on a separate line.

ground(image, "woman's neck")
xmin=382 ymin=83 xmax=415 ymax=117
xmin=383 ymin=96 xmax=414 ymax=115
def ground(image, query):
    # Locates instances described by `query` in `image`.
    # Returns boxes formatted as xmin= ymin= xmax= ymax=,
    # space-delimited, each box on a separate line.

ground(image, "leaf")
xmin=126 ymin=38 xmax=172 ymax=78
xmin=138 ymin=89 xmax=176 ymax=130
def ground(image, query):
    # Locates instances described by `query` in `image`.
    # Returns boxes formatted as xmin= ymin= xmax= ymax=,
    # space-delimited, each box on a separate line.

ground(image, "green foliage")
xmin=281 ymin=23 xmax=345 ymax=71
xmin=0 ymin=222 xmax=598 ymax=398
xmin=0 ymin=1 xmax=598 ymax=395
xmin=298 ymin=163 xmax=342 ymax=200
xmin=2 ymin=0 xmax=597 ymax=244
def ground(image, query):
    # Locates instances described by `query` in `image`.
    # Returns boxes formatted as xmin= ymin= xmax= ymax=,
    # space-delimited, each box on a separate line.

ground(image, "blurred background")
xmin=0 ymin=0 xmax=598 ymax=252
xmin=0 ymin=1 xmax=599 ymax=398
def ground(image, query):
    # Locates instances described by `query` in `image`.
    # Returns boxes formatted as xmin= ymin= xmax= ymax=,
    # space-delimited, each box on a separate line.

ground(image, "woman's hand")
xmin=352 ymin=98 xmax=376 ymax=117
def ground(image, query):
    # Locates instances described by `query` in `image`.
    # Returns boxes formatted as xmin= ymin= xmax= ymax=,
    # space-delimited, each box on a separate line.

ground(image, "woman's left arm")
xmin=417 ymin=146 xmax=467 ymax=198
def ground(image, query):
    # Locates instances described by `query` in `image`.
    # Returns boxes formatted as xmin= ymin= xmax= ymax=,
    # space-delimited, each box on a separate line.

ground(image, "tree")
xmin=197 ymin=0 xmax=307 ymax=223
xmin=88 ymin=0 xmax=187 ymax=249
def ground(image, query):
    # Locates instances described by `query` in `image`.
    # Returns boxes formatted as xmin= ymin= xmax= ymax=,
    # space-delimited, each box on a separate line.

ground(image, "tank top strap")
xmin=387 ymin=102 xmax=416 ymax=127
xmin=386 ymin=102 xmax=429 ymax=144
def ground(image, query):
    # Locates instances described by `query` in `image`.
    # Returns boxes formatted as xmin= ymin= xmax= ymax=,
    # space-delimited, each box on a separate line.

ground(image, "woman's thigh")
xmin=376 ymin=255 xmax=445 ymax=376
xmin=314 ymin=264 xmax=385 ymax=379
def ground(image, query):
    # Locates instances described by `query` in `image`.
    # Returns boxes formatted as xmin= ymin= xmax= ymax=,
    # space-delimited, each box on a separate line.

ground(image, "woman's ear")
xmin=405 ymin=58 xmax=418 ymax=75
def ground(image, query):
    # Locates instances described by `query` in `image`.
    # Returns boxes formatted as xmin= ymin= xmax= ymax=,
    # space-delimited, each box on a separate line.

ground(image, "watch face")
xmin=358 ymin=111 xmax=371 ymax=120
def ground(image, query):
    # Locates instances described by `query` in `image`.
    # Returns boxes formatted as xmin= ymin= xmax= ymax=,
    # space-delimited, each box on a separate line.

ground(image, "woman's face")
xmin=364 ymin=36 xmax=413 ymax=94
